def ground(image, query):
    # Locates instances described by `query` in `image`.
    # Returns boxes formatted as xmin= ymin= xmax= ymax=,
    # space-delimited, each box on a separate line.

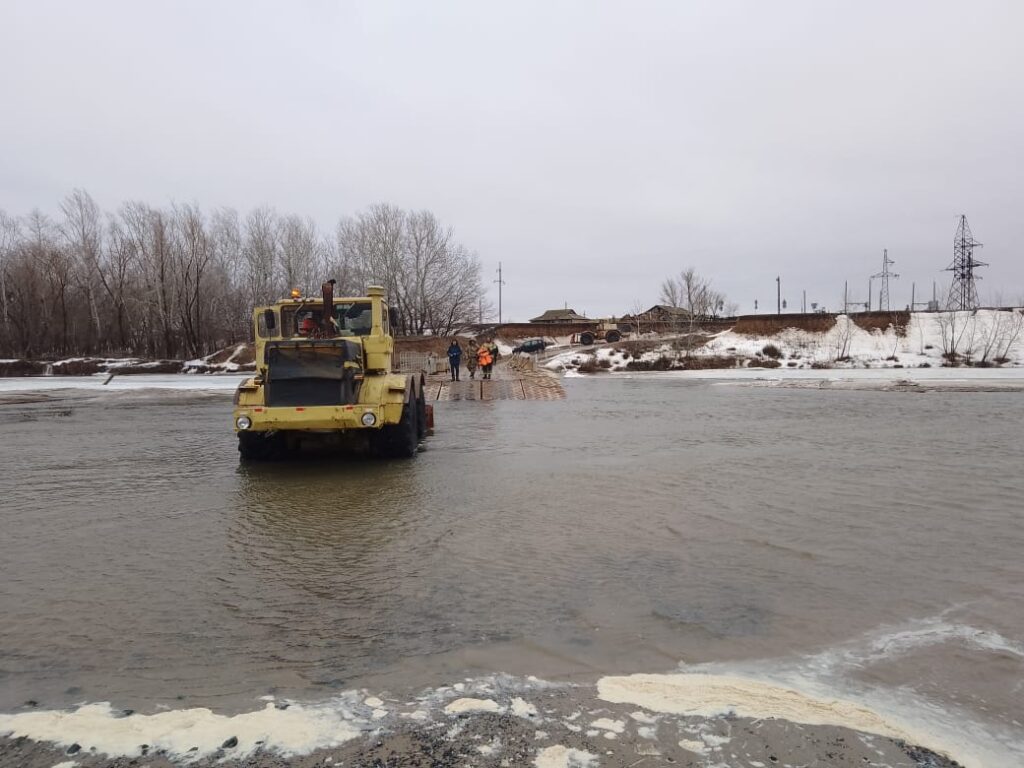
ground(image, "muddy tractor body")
xmin=232 ymin=282 xmax=427 ymax=460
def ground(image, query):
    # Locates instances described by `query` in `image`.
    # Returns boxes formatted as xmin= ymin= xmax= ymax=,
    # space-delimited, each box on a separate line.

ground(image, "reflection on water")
xmin=0 ymin=380 xmax=1022 ymax=739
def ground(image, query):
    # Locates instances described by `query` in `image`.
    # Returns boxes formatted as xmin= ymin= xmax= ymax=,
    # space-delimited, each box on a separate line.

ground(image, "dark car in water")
xmin=512 ymin=337 xmax=548 ymax=354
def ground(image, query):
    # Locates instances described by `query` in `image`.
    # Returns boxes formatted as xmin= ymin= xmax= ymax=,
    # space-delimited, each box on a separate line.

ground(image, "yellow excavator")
xmin=232 ymin=281 xmax=427 ymax=460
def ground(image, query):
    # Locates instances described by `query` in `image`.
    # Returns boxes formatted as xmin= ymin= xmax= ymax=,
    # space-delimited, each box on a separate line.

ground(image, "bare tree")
xmin=0 ymin=192 xmax=485 ymax=359
xmin=337 ymin=204 xmax=481 ymax=336
xmin=659 ymin=267 xmax=726 ymax=352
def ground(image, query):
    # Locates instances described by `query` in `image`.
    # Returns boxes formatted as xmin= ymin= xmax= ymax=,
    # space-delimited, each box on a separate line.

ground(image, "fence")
xmin=396 ymin=351 xmax=449 ymax=374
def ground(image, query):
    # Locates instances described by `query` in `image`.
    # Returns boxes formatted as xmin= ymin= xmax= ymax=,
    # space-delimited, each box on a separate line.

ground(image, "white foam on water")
xmin=589 ymin=717 xmax=624 ymax=734
xmin=678 ymin=738 xmax=706 ymax=754
xmin=0 ymin=700 xmax=366 ymax=760
xmin=50 ymin=762 xmax=78 ymax=768
xmin=534 ymin=744 xmax=598 ymax=768
xmin=806 ymin=617 xmax=1024 ymax=675
xmin=511 ymin=697 xmax=540 ymax=719
xmin=598 ymin=673 xmax=909 ymax=738
xmin=629 ymin=710 xmax=658 ymax=724
xmin=443 ymin=697 xmax=501 ymax=715
xmin=598 ymin=666 xmax=1023 ymax=768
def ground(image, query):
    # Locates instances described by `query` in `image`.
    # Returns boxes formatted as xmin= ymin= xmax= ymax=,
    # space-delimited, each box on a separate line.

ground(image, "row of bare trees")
xmin=0 ymin=193 xmax=483 ymax=359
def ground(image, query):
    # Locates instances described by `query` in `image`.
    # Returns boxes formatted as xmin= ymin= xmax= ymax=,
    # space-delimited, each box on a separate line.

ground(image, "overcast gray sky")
xmin=2 ymin=1 xmax=1022 ymax=320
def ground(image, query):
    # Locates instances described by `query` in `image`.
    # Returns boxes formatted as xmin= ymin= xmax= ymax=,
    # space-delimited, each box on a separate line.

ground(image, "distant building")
xmin=633 ymin=304 xmax=693 ymax=323
xmin=530 ymin=308 xmax=592 ymax=323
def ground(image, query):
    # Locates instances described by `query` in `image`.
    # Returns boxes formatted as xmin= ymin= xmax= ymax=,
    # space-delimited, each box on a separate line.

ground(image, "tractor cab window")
xmin=257 ymin=309 xmax=277 ymax=338
xmin=281 ymin=301 xmax=374 ymax=338
xmin=336 ymin=302 xmax=373 ymax=335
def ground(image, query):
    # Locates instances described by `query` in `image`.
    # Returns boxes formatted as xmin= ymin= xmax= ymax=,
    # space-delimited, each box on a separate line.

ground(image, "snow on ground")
xmin=545 ymin=310 xmax=1024 ymax=374
xmin=184 ymin=343 xmax=254 ymax=372
xmin=705 ymin=310 xmax=1024 ymax=368
xmin=0 ymin=374 xmax=248 ymax=393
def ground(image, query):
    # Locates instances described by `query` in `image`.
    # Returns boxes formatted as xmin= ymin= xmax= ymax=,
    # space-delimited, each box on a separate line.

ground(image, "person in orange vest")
xmin=476 ymin=343 xmax=493 ymax=380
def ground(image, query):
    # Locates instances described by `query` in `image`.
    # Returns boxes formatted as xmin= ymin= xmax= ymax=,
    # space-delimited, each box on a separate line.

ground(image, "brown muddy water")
xmin=0 ymin=375 xmax=1022 ymax=764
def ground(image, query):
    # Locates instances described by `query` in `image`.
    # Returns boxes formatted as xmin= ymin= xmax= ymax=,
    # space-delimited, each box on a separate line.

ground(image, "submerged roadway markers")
xmin=431 ymin=359 xmax=566 ymax=401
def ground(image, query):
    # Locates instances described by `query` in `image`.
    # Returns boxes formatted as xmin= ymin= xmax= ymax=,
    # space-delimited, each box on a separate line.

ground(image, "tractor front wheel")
xmin=379 ymin=398 xmax=419 ymax=459
xmin=238 ymin=431 xmax=283 ymax=461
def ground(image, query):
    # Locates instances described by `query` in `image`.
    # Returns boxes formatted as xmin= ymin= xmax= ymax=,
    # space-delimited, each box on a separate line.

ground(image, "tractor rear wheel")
xmin=579 ymin=332 xmax=595 ymax=346
xmin=416 ymin=389 xmax=427 ymax=441
xmin=605 ymin=330 xmax=621 ymax=343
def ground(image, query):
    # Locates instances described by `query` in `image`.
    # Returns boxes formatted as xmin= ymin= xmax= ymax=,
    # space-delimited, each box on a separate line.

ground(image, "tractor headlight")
xmin=360 ymin=412 xmax=376 ymax=427
xmin=236 ymin=415 xmax=252 ymax=430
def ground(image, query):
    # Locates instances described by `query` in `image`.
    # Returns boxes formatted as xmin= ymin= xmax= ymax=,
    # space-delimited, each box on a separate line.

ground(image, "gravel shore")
xmin=0 ymin=685 xmax=962 ymax=768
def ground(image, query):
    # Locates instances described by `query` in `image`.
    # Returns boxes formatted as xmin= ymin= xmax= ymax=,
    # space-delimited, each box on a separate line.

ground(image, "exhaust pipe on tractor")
xmin=321 ymin=279 xmax=336 ymax=334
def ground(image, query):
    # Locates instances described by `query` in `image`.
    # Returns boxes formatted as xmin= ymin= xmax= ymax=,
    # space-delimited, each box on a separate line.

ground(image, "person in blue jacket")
xmin=446 ymin=339 xmax=463 ymax=381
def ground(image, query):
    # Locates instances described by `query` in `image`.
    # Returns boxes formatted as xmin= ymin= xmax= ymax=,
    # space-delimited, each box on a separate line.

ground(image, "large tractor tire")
xmin=579 ymin=332 xmax=595 ymax=346
xmin=238 ymin=431 xmax=283 ymax=461
xmin=387 ymin=400 xmax=418 ymax=458
xmin=379 ymin=381 xmax=419 ymax=459
xmin=416 ymin=389 xmax=427 ymax=441
xmin=605 ymin=330 xmax=621 ymax=343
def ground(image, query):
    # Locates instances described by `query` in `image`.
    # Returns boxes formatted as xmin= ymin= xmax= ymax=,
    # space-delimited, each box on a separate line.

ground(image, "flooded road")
xmin=1 ymin=375 xmax=1023 ymax=764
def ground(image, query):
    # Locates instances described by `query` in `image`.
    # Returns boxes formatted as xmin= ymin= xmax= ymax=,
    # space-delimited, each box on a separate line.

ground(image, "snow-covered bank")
xmin=545 ymin=309 xmax=1024 ymax=374
xmin=0 ymin=344 xmax=257 ymax=378
xmin=0 ymin=373 xmax=247 ymax=394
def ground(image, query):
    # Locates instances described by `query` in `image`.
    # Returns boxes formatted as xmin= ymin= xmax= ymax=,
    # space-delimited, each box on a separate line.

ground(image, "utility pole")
xmin=802 ymin=289 xmax=806 ymax=314
xmin=494 ymin=262 xmax=506 ymax=324
xmin=776 ymin=276 xmax=781 ymax=315
xmin=871 ymin=249 xmax=899 ymax=312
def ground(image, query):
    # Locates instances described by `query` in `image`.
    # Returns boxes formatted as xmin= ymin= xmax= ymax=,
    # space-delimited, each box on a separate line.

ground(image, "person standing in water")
xmin=446 ymin=339 xmax=463 ymax=381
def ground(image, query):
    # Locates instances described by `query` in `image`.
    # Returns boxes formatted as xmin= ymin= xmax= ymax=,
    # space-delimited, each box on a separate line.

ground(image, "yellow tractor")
xmin=232 ymin=281 xmax=427 ymax=460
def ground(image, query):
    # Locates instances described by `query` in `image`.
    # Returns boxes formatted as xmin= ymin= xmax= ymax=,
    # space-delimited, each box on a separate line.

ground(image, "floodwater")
xmin=1 ymin=375 xmax=1023 ymax=760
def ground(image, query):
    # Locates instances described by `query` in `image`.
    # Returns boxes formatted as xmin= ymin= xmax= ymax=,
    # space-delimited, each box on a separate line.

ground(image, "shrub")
xmin=577 ymin=357 xmax=601 ymax=373
xmin=733 ymin=315 xmax=835 ymax=335
xmin=761 ymin=343 xmax=783 ymax=359
xmin=625 ymin=356 xmax=674 ymax=371
xmin=677 ymin=355 xmax=740 ymax=370
xmin=851 ymin=311 xmax=909 ymax=335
